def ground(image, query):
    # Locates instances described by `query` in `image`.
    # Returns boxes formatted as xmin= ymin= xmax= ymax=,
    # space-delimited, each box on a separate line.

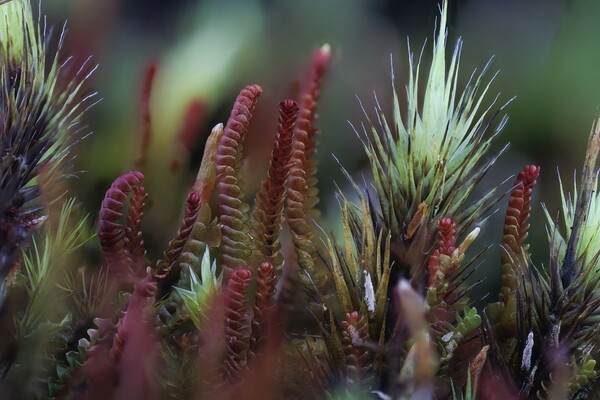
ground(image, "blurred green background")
xmin=41 ymin=0 xmax=600 ymax=278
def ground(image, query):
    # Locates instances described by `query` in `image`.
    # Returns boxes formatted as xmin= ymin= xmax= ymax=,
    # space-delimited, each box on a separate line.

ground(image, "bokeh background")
xmin=41 ymin=0 xmax=600 ymax=292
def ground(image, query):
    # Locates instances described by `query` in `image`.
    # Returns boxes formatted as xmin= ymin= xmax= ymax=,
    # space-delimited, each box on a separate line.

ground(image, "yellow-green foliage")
xmin=362 ymin=1 xmax=504 ymax=237
xmin=19 ymin=198 xmax=93 ymax=334
xmin=174 ymin=250 xmax=222 ymax=330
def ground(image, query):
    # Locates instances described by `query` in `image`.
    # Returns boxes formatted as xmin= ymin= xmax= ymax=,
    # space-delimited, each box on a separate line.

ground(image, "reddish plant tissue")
xmin=224 ymin=268 xmax=253 ymax=382
xmin=112 ymin=279 xmax=159 ymax=400
xmin=176 ymin=99 xmax=207 ymax=151
xmin=250 ymin=100 xmax=298 ymax=274
xmin=216 ymin=84 xmax=263 ymax=279
xmin=437 ymin=217 xmax=456 ymax=256
xmin=154 ymin=190 xmax=202 ymax=281
xmin=123 ymin=186 xmax=149 ymax=274
xmin=503 ymin=165 xmax=540 ymax=251
xmin=250 ymin=262 xmax=277 ymax=355
xmin=293 ymin=45 xmax=331 ymax=215
xmin=427 ymin=217 xmax=456 ymax=287
xmin=136 ymin=62 xmax=158 ymax=170
xmin=98 ymin=171 xmax=145 ymax=280
xmin=341 ymin=311 xmax=373 ymax=386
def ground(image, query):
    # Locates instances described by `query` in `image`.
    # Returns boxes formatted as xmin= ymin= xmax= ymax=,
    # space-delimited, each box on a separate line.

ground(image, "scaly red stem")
xmin=503 ymin=165 xmax=540 ymax=253
xmin=250 ymin=262 xmax=277 ymax=357
xmin=294 ymin=45 xmax=331 ymax=217
xmin=217 ymin=84 xmax=262 ymax=280
xmin=250 ymin=100 xmax=298 ymax=275
xmin=341 ymin=311 xmax=373 ymax=387
xmin=98 ymin=171 xmax=145 ymax=283
xmin=224 ymin=268 xmax=253 ymax=382
xmin=123 ymin=186 xmax=149 ymax=276
xmin=427 ymin=217 xmax=456 ymax=287
xmin=154 ymin=191 xmax=202 ymax=282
